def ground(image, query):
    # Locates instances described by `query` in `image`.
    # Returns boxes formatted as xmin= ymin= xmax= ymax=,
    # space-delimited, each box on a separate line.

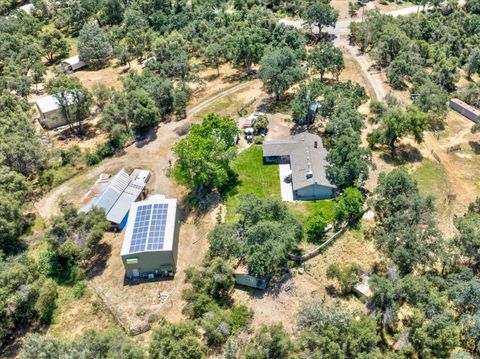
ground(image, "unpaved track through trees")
xmin=35 ymin=81 xmax=259 ymax=221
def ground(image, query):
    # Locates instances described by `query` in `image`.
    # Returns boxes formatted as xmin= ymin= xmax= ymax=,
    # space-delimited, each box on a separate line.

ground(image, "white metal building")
xmin=121 ymin=195 xmax=179 ymax=279
xmin=35 ymin=94 xmax=72 ymax=129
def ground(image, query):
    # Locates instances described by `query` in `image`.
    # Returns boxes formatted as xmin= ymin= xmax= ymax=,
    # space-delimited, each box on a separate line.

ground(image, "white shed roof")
xmin=35 ymin=95 xmax=61 ymax=113
xmin=35 ymin=92 xmax=77 ymax=114
xmin=62 ymin=55 xmax=86 ymax=67
xmin=120 ymin=195 xmax=177 ymax=256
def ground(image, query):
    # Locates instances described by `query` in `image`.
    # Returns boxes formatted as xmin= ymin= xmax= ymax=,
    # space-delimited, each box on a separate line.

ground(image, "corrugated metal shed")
xmin=61 ymin=55 xmax=87 ymax=71
xmin=92 ymin=169 xmax=131 ymax=215
xmin=450 ymin=98 xmax=480 ymax=123
xmin=106 ymin=180 xmax=146 ymax=224
xmin=84 ymin=168 xmax=150 ymax=225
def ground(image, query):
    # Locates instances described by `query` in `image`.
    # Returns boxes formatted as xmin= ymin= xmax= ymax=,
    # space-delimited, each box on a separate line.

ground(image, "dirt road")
xmin=34 ymin=82 xmax=257 ymax=221
xmin=186 ymin=81 xmax=257 ymax=117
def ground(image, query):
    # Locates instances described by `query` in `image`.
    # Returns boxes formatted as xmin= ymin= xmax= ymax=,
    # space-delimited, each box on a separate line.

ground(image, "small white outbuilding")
xmin=61 ymin=55 xmax=87 ymax=73
xmin=35 ymin=94 xmax=72 ymax=129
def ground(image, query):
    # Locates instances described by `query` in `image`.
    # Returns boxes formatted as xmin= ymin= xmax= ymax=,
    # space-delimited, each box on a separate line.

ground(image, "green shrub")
xmin=60 ymin=145 xmax=81 ymax=166
xmin=85 ymin=152 xmax=101 ymax=166
xmin=73 ymin=281 xmax=87 ymax=299
xmin=253 ymin=135 xmax=264 ymax=144
xmin=305 ymin=211 xmax=328 ymax=243
xmin=35 ymin=278 xmax=58 ymax=324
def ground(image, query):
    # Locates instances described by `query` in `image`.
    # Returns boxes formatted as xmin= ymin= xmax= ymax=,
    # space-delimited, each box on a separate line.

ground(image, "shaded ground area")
xmin=233 ymin=226 xmax=381 ymax=332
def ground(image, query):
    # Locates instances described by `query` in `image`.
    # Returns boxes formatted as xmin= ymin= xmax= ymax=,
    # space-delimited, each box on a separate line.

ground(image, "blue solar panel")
xmin=128 ymin=203 xmax=169 ymax=253
xmin=146 ymin=204 xmax=168 ymax=250
xmin=129 ymin=204 xmax=152 ymax=253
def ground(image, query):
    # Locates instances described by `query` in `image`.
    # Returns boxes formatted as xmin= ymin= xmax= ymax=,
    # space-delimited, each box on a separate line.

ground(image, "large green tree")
xmin=308 ymin=42 xmax=345 ymax=80
xmin=454 ymin=198 xmax=480 ymax=267
xmin=78 ymin=23 xmax=112 ymax=68
xmin=39 ymin=29 xmax=69 ymax=63
xmin=302 ymin=1 xmax=339 ymax=41
xmin=229 ymin=25 xmax=269 ymax=73
xmin=258 ymin=47 xmax=303 ymax=100
xmin=171 ymin=114 xmax=238 ymax=194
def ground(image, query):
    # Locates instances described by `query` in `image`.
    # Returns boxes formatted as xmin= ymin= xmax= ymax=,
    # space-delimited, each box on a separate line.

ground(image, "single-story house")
xmin=450 ymin=98 xmax=479 ymax=123
xmin=80 ymin=168 xmax=150 ymax=228
xmin=263 ymin=132 xmax=336 ymax=200
xmin=61 ymin=55 xmax=87 ymax=73
xmin=35 ymin=93 xmax=75 ymax=129
xmin=121 ymin=195 xmax=179 ymax=279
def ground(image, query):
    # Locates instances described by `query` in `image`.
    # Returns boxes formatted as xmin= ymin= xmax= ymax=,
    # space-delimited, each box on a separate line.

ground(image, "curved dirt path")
xmin=186 ymin=81 xmax=257 ymax=117
xmin=35 ymin=81 xmax=257 ymax=221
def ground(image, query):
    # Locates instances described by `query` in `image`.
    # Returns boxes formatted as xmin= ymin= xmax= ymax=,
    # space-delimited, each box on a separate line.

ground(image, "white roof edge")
xmin=120 ymin=196 xmax=177 ymax=256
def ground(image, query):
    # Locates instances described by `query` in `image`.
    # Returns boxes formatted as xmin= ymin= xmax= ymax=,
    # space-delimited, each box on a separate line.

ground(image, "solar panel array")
xmin=129 ymin=203 xmax=169 ymax=253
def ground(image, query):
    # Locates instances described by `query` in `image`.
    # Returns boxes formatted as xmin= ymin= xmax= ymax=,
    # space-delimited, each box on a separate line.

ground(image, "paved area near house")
xmin=279 ymin=163 xmax=294 ymax=202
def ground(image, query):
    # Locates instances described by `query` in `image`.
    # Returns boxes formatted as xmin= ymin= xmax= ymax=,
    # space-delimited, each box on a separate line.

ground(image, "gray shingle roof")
xmin=262 ymin=132 xmax=336 ymax=191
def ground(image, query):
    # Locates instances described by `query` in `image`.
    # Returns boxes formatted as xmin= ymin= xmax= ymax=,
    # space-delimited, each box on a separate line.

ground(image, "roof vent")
xmin=306 ymin=170 xmax=313 ymax=179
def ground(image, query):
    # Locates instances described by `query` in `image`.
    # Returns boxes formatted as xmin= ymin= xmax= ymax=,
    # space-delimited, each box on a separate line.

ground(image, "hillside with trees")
xmin=1 ymin=0 xmax=480 ymax=357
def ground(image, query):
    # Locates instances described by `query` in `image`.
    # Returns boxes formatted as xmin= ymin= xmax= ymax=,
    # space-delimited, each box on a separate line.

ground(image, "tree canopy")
xmin=171 ymin=114 xmax=238 ymax=195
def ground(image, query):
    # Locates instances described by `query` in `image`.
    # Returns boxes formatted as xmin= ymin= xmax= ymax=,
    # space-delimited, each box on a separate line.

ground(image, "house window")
xmin=126 ymin=258 xmax=138 ymax=264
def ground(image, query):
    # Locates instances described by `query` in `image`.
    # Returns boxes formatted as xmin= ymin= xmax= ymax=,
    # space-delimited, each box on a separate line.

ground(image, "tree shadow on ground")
xmin=55 ymin=122 xmax=98 ymax=142
xmin=135 ymin=126 xmax=158 ymax=149
xmin=379 ymin=144 xmax=423 ymax=165
xmin=325 ymin=284 xmax=339 ymax=297
xmin=177 ymin=186 xmax=229 ymax=221
xmin=1 ymin=323 xmax=49 ymax=359
xmin=245 ymin=272 xmax=293 ymax=299
xmin=222 ymin=71 xmax=257 ymax=84
xmin=469 ymin=141 xmax=480 ymax=154
xmin=85 ymin=241 xmax=112 ymax=280
xmin=263 ymin=94 xmax=294 ymax=114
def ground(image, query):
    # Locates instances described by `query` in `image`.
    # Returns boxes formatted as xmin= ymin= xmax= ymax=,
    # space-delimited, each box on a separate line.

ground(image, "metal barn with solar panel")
xmin=120 ymin=195 xmax=179 ymax=279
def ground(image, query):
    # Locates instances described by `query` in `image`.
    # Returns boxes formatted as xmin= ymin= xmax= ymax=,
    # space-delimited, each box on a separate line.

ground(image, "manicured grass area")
xmin=225 ymin=145 xmax=280 ymax=221
xmin=412 ymin=159 xmax=449 ymax=207
xmin=225 ymin=145 xmax=336 ymax=223
xmin=289 ymin=200 xmax=336 ymax=224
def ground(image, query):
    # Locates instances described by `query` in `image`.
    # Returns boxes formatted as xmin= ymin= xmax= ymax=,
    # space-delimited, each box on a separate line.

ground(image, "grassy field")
xmin=225 ymin=146 xmax=280 ymax=221
xmin=412 ymin=159 xmax=449 ymax=207
xmin=47 ymin=283 xmax=117 ymax=340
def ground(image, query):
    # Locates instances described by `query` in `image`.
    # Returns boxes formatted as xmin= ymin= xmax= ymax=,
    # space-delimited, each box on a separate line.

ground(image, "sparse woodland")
xmin=1 ymin=0 xmax=480 ymax=358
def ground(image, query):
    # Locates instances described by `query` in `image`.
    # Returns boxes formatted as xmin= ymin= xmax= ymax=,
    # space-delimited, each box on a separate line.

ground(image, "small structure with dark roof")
xmin=263 ymin=132 xmax=336 ymax=200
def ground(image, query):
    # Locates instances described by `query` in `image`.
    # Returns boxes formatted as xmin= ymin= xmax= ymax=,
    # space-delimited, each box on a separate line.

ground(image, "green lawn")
xmin=412 ymin=159 xmax=449 ymax=208
xmin=225 ymin=145 xmax=336 ymax=223
xmin=289 ymin=200 xmax=336 ymax=224
xmin=225 ymin=146 xmax=280 ymax=221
